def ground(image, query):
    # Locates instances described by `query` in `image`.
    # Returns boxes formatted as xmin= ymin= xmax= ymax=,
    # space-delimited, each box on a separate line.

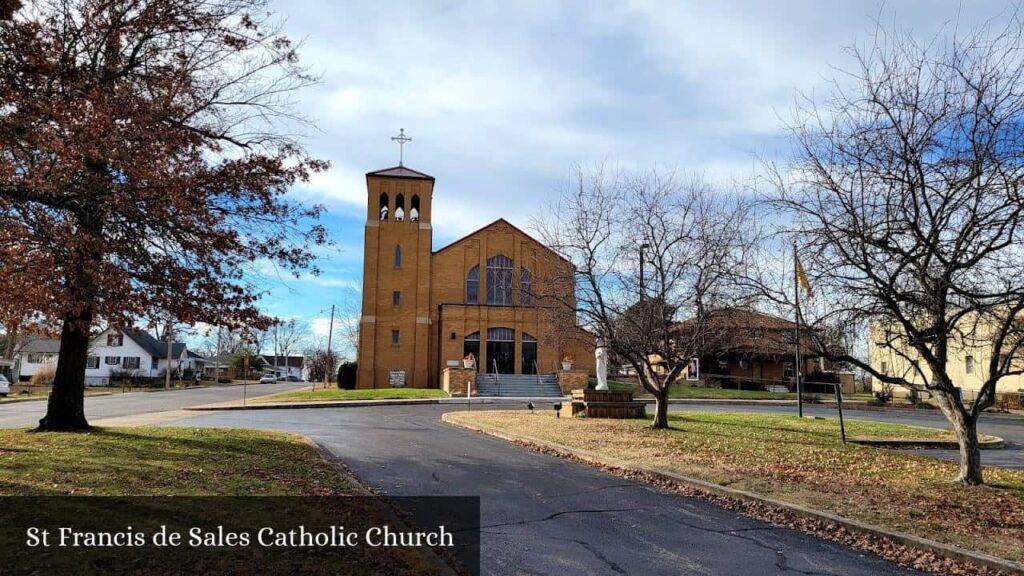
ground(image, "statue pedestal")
xmin=564 ymin=389 xmax=647 ymax=419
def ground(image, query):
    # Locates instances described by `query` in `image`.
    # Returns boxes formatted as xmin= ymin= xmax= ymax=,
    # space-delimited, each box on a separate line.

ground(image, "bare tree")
xmin=304 ymin=339 xmax=339 ymax=385
xmin=534 ymin=164 xmax=756 ymax=428
xmin=767 ymin=17 xmax=1024 ymax=485
xmin=270 ymin=318 xmax=311 ymax=368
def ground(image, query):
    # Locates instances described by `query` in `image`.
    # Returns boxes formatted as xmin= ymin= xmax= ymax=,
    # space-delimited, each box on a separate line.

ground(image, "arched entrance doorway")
xmin=486 ymin=327 xmax=515 ymax=374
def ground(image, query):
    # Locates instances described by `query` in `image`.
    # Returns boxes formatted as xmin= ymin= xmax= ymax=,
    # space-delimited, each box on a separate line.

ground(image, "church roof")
xmin=366 ymin=165 xmax=435 ymax=181
xmin=433 ymin=218 xmax=571 ymax=265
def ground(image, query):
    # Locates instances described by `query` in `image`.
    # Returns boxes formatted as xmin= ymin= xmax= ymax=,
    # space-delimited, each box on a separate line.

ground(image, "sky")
xmin=239 ymin=0 xmax=1014 ymax=356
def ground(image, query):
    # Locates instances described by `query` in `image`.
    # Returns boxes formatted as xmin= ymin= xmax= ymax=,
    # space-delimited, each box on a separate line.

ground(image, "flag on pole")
xmin=795 ymin=255 xmax=813 ymax=298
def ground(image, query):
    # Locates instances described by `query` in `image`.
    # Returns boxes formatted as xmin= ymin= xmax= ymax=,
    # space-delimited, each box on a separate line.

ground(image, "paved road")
xmin=0 ymin=382 xmax=307 ymax=428
xmin=171 ymin=405 xmax=923 ymax=576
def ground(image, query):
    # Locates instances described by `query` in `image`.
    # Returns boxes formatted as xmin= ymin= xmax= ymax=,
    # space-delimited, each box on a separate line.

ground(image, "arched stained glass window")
xmin=486 ymin=255 xmax=513 ymax=305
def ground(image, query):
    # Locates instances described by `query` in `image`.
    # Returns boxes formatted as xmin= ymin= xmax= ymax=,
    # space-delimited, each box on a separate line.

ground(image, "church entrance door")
xmin=486 ymin=327 xmax=515 ymax=374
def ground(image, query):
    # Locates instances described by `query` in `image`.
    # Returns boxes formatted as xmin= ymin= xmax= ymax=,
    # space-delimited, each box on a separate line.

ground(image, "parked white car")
xmin=258 ymin=374 xmax=276 ymax=384
xmin=0 ymin=374 xmax=9 ymax=397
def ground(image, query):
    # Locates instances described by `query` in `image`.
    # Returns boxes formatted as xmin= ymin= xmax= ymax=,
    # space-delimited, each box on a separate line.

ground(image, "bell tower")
xmin=356 ymin=161 xmax=434 ymax=388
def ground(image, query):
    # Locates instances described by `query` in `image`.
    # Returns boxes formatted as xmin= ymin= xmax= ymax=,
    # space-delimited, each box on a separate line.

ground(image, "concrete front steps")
xmin=475 ymin=373 xmax=564 ymax=398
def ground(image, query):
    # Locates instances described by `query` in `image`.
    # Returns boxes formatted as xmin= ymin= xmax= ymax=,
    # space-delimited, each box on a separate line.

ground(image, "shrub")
xmin=29 ymin=366 xmax=55 ymax=386
xmin=337 ymin=362 xmax=357 ymax=390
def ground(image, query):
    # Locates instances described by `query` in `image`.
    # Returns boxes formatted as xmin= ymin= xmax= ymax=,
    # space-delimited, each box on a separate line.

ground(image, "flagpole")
xmin=794 ymin=241 xmax=803 ymax=418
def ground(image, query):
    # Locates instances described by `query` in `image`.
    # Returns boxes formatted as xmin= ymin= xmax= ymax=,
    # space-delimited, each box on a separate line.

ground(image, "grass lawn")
xmin=254 ymin=387 xmax=449 ymax=403
xmin=0 ymin=426 xmax=354 ymax=495
xmin=0 ymin=427 xmax=445 ymax=574
xmin=606 ymin=380 xmax=794 ymax=400
xmin=606 ymin=380 xmax=876 ymax=402
xmin=447 ymin=410 xmax=1024 ymax=563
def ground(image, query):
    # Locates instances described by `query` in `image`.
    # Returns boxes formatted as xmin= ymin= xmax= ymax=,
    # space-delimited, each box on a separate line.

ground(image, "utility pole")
xmin=639 ymin=243 xmax=650 ymax=301
xmin=165 ymin=320 xmax=173 ymax=390
xmin=323 ymin=304 xmax=335 ymax=390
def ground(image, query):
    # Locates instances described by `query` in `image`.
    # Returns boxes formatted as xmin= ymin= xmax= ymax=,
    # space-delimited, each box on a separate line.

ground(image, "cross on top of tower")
xmin=391 ymin=128 xmax=412 ymax=166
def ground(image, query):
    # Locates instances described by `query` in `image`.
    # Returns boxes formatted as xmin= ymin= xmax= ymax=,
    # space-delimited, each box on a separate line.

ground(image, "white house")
xmin=15 ymin=328 xmax=200 ymax=385
xmin=15 ymin=338 xmax=61 ymax=382
xmin=84 ymin=327 xmax=191 ymax=385
xmin=262 ymin=355 xmax=307 ymax=381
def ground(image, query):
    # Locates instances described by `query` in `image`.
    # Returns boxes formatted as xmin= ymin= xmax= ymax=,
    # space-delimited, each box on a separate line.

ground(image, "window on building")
xmin=880 ymin=361 xmax=888 ymax=375
xmin=105 ymin=356 xmax=121 ymax=365
xmin=26 ymin=354 xmax=44 ymax=364
xmin=391 ymin=330 xmax=400 ymax=346
xmin=152 ymin=357 xmax=159 ymax=370
xmin=410 ymin=195 xmax=420 ymax=221
xmin=520 ymin=268 xmax=532 ymax=306
xmin=107 ymin=333 xmax=123 ymax=347
xmin=86 ymin=356 xmax=99 ymax=369
xmin=965 ymin=355 xmax=975 ymax=374
xmin=783 ymin=362 xmax=794 ymax=379
xmin=122 ymin=357 xmax=140 ymax=370
xmin=718 ymin=359 xmax=728 ymax=370
xmin=486 ymin=255 xmax=514 ymax=305
xmin=392 ymin=291 xmax=401 ymax=306
xmin=379 ymin=193 xmax=389 ymax=220
xmin=466 ymin=265 xmax=479 ymax=304
xmin=393 ymin=245 xmax=402 ymax=268
xmin=395 ymin=194 xmax=405 ymax=221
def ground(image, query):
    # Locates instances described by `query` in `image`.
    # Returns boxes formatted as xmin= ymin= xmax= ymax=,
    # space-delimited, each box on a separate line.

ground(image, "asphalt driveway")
xmin=170 ymin=405 xmax=923 ymax=576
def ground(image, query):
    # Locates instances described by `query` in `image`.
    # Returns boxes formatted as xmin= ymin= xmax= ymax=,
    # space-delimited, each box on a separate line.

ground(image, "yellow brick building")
xmin=356 ymin=164 xmax=593 ymax=389
xmin=869 ymin=319 xmax=1024 ymax=400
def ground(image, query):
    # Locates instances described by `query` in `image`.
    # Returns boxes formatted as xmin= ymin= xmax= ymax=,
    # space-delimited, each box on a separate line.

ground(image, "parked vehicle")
xmin=258 ymin=374 xmax=277 ymax=384
xmin=285 ymin=375 xmax=303 ymax=382
xmin=0 ymin=374 xmax=9 ymax=397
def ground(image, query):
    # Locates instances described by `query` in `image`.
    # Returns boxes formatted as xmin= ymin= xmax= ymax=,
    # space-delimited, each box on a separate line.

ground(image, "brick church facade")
xmin=356 ymin=164 xmax=593 ymax=389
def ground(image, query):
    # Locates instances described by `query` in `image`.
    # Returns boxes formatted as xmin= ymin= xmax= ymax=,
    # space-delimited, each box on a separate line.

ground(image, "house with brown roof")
xmin=672 ymin=308 xmax=853 ymax=393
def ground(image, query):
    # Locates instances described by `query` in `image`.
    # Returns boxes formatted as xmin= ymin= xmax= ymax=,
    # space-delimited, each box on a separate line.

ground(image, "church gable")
xmin=432 ymin=218 xmax=567 ymax=264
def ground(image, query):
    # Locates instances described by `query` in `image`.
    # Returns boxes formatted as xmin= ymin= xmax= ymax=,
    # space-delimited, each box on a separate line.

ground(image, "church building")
xmin=356 ymin=162 xmax=593 ymax=389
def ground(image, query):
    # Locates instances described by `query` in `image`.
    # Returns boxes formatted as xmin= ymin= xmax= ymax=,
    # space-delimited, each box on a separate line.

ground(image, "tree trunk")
xmin=650 ymin=390 xmax=669 ymax=429
xmin=952 ymin=416 xmax=983 ymax=485
xmin=37 ymin=307 xmax=92 ymax=431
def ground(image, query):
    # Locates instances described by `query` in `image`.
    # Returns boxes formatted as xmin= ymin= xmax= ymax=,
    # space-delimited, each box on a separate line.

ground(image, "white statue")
xmin=595 ymin=343 xmax=609 ymax=391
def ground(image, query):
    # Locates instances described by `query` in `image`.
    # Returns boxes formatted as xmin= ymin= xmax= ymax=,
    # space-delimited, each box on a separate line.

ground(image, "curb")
xmin=184 ymin=396 xmax=573 ymax=411
xmin=185 ymin=398 xmax=445 ymax=411
xmin=442 ymin=413 xmax=1024 ymax=576
xmin=848 ymin=436 xmax=1006 ymax=450
xmin=304 ymin=436 xmax=460 ymax=576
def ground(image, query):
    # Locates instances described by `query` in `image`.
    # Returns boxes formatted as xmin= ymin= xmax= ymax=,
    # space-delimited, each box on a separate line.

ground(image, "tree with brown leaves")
xmin=0 ymin=0 xmax=328 ymax=430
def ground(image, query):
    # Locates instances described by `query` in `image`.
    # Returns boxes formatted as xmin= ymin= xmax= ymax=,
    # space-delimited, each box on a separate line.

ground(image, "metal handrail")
xmin=493 ymin=359 xmax=500 ymax=396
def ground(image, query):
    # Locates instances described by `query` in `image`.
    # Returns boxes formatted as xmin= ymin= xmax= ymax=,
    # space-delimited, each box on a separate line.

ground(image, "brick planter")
xmin=566 ymin=388 xmax=646 ymax=419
